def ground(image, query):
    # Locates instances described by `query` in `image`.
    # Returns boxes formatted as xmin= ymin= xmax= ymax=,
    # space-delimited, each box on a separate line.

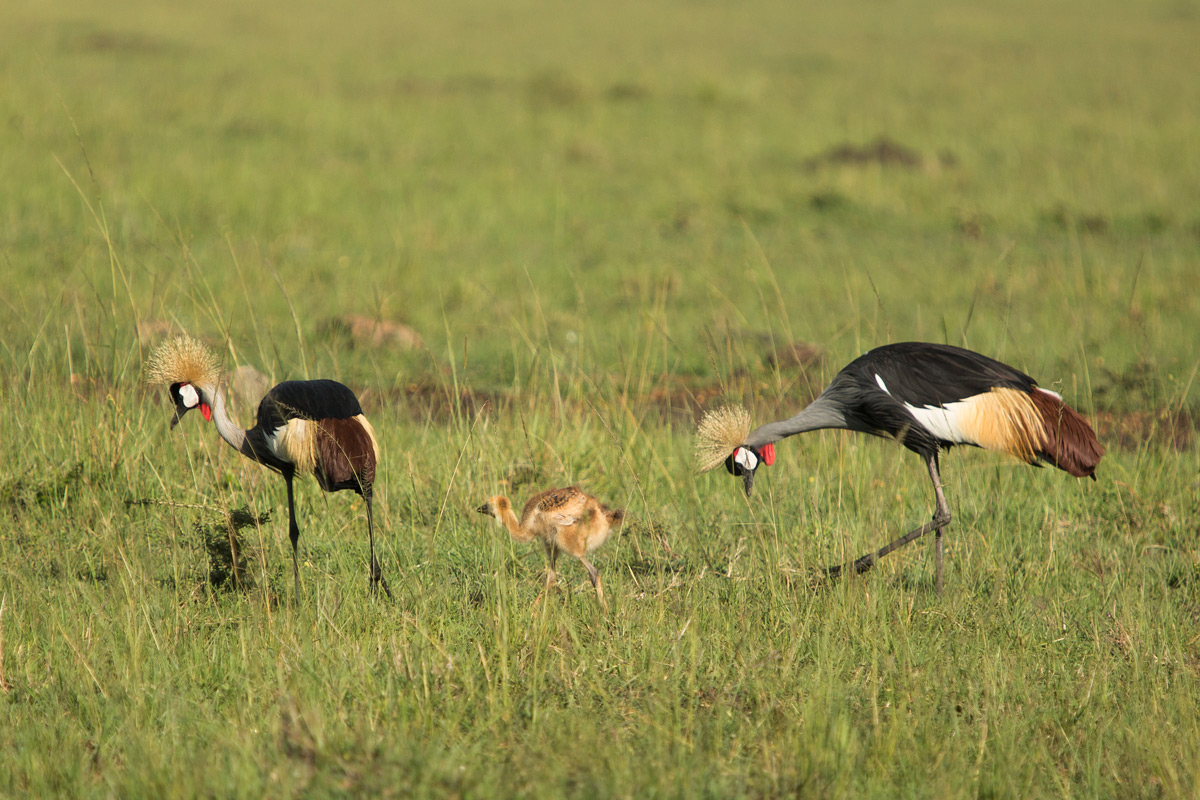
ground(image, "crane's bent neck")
xmin=496 ymin=502 xmax=536 ymax=543
xmin=200 ymin=383 xmax=249 ymax=456
xmin=744 ymin=393 xmax=848 ymax=447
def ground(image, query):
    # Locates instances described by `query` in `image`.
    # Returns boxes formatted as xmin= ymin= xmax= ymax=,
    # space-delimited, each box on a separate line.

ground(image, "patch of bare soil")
xmin=766 ymin=341 xmax=823 ymax=370
xmin=321 ymin=315 xmax=425 ymax=350
xmin=1094 ymin=409 xmax=1195 ymax=452
xmin=361 ymin=381 xmax=502 ymax=423
xmin=75 ymin=31 xmax=177 ymax=55
xmin=136 ymin=319 xmax=177 ymax=345
xmin=640 ymin=376 xmax=730 ymax=424
xmin=805 ymin=137 xmax=927 ymax=170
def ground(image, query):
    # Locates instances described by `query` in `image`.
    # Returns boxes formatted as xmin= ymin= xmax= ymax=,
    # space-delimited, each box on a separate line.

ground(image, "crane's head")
xmin=146 ymin=335 xmax=220 ymax=430
xmin=475 ymin=496 xmax=509 ymax=521
xmin=693 ymin=404 xmax=775 ymax=496
xmin=168 ymin=382 xmax=212 ymax=429
xmin=724 ymin=443 xmax=775 ymax=496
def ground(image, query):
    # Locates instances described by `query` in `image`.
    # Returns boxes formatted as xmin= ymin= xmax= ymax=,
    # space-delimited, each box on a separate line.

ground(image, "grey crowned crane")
xmin=696 ymin=342 xmax=1104 ymax=592
xmin=148 ymin=336 xmax=391 ymax=598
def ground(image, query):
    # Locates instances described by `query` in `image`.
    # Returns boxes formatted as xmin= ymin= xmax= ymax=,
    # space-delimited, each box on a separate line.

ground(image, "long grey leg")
xmin=284 ymin=468 xmax=302 ymax=599
xmin=827 ymin=453 xmax=953 ymax=591
xmin=365 ymin=493 xmax=393 ymax=599
xmin=931 ymin=458 xmax=950 ymax=593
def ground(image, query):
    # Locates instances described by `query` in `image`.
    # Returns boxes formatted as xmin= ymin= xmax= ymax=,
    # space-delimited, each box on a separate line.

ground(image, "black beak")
xmin=476 ymin=503 xmax=490 ymax=515
xmin=169 ymin=407 xmax=185 ymax=430
xmin=725 ymin=447 xmax=759 ymax=497
xmin=742 ymin=468 xmax=755 ymax=497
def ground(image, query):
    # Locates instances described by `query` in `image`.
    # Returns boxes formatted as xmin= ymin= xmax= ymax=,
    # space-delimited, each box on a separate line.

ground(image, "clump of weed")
xmin=506 ymin=461 xmax=544 ymax=493
xmin=527 ymin=70 xmax=586 ymax=106
xmin=194 ymin=507 xmax=270 ymax=592
xmin=605 ymin=81 xmax=650 ymax=101
xmin=0 ymin=462 xmax=85 ymax=518
xmin=623 ymin=518 xmax=683 ymax=565
xmin=1040 ymin=204 xmax=1110 ymax=233
xmin=1167 ymin=562 xmax=1200 ymax=590
xmin=809 ymin=190 xmax=851 ymax=212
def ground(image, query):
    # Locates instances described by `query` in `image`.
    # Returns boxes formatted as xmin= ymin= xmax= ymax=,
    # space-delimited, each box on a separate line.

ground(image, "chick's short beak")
xmin=475 ymin=503 xmax=490 ymax=515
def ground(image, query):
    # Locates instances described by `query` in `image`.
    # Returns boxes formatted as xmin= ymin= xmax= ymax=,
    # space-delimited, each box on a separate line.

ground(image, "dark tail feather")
xmin=1029 ymin=389 xmax=1104 ymax=479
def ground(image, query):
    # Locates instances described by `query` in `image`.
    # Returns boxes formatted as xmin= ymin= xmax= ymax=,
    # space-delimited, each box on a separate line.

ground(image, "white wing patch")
xmin=903 ymin=400 xmax=974 ymax=444
xmin=1036 ymin=387 xmax=1062 ymax=401
xmin=878 ymin=368 xmax=977 ymax=445
xmin=905 ymin=388 xmax=1046 ymax=461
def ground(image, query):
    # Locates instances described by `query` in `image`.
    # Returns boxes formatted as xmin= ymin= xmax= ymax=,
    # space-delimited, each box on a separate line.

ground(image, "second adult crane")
xmin=697 ymin=341 xmax=1104 ymax=592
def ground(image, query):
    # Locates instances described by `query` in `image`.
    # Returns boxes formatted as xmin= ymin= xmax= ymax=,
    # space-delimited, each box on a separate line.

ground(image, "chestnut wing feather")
xmin=311 ymin=416 xmax=377 ymax=493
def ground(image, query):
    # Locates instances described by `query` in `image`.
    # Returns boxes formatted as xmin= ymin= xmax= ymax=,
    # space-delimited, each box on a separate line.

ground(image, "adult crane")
xmin=696 ymin=342 xmax=1104 ymax=592
xmin=148 ymin=336 xmax=391 ymax=598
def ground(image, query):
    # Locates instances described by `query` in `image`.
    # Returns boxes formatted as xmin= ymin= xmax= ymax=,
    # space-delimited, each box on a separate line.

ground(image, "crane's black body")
xmin=726 ymin=342 xmax=1103 ymax=591
xmin=806 ymin=343 xmax=1040 ymax=457
xmin=256 ymin=380 xmax=364 ymax=429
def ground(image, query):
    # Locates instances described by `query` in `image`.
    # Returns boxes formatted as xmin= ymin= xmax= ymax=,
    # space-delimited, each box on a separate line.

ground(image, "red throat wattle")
xmin=200 ymin=403 xmax=212 ymax=422
xmin=761 ymin=443 xmax=775 ymax=466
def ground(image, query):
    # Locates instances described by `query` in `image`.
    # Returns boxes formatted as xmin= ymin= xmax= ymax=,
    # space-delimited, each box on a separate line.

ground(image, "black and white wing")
xmin=854 ymin=342 xmax=1037 ymax=408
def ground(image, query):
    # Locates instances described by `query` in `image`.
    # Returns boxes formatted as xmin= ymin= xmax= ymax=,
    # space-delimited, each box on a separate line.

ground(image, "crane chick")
xmin=476 ymin=486 xmax=624 ymax=608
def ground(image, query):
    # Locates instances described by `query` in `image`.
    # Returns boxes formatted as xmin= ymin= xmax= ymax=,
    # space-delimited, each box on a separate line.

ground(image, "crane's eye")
xmin=177 ymin=383 xmax=200 ymax=409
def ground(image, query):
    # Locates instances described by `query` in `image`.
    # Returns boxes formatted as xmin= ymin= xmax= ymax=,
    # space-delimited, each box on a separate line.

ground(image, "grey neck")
xmin=744 ymin=393 xmax=848 ymax=447
xmin=201 ymin=383 xmax=248 ymax=455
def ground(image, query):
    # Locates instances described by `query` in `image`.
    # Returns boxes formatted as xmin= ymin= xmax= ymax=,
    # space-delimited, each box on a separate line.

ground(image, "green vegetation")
xmin=1 ymin=0 xmax=1197 ymax=795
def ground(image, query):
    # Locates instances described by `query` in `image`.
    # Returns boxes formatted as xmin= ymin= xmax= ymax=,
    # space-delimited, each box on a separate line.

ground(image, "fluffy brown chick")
xmin=476 ymin=486 xmax=624 ymax=608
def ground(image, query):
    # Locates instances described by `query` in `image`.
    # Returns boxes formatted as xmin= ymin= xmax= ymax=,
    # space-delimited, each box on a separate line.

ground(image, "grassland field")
xmin=1 ymin=0 xmax=1199 ymax=796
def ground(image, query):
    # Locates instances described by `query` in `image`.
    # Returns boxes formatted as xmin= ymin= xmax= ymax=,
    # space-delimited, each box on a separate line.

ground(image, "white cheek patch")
xmin=734 ymin=447 xmax=758 ymax=471
xmin=178 ymin=383 xmax=200 ymax=409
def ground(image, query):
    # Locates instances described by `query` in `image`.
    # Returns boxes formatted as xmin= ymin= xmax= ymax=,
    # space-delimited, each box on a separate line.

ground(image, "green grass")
xmin=2 ymin=0 xmax=1199 ymax=795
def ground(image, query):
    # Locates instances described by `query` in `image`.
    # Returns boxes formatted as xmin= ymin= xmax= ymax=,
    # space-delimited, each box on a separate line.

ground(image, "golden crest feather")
xmin=146 ymin=335 xmax=220 ymax=387
xmin=694 ymin=404 xmax=752 ymax=473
